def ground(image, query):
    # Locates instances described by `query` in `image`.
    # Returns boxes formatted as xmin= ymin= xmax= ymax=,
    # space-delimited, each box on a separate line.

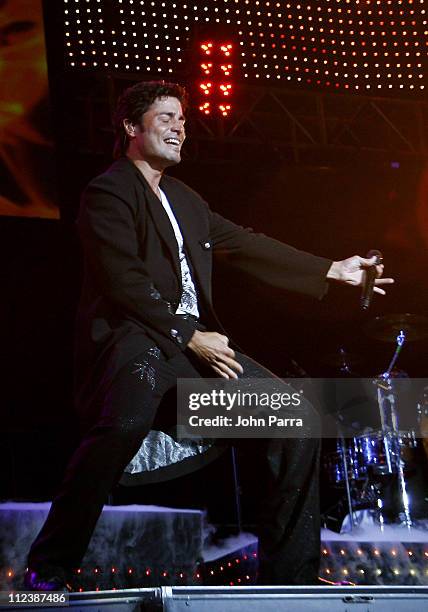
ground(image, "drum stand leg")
xmin=377 ymin=381 xmax=413 ymax=529
xmin=397 ymin=454 xmax=412 ymax=528
xmin=390 ymin=424 xmax=413 ymax=528
xmin=339 ymin=433 xmax=355 ymax=531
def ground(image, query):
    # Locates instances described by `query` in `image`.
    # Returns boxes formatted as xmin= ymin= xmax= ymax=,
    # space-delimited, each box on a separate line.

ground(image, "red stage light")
xmin=199 ymin=82 xmax=213 ymax=96
xmin=201 ymin=42 xmax=213 ymax=55
xmin=201 ymin=62 xmax=213 ymax=75
xmin=198 ymin=39 xmax=234 ymax=117
xmin=220 ymin=43 xmax=233 ymax=57
xmin=199 ymin=103 xmax=211 ymax=115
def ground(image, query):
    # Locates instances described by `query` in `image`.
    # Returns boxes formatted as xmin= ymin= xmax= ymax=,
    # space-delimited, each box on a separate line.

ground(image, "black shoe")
xmin=24 ymin=568 xmax=72 ymax=592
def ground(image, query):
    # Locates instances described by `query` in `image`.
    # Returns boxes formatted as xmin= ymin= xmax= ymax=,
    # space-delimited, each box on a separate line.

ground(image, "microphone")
xmin=361 ymin=249 xmax=383 ymax=311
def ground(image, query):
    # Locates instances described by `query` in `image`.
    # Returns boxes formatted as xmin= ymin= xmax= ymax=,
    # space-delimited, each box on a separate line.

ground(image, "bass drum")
xmin=355 ymin=430 xmax=419 ymax=476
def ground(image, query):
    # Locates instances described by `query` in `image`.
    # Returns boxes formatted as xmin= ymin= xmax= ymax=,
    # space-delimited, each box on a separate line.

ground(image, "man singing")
xmin=25 ymin=81 xmax=393 ymax=591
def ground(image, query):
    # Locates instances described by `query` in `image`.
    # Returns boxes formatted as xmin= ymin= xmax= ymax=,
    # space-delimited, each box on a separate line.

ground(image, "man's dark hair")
xmin=112 ymin=80 xmax=188 ymax=159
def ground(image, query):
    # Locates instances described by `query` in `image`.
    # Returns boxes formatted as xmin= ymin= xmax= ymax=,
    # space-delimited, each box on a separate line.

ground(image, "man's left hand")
xmin=326 ymin=255 xmax=394 ymax=295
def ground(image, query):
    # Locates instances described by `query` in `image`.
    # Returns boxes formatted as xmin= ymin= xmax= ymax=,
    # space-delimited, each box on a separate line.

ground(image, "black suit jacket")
xmin=75 ymin=156 xmax=331 ymax=414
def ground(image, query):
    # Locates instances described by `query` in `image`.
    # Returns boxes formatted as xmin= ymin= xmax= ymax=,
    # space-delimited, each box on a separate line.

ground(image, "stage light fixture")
xmin=201 ymin=62 xmax=213 ymax=75
xmin=198 ymin=97 xmax=210 ymax=110
xmin=219 ymin=103 xmax=231 ymax=117
xmin=196 ymin=37 xmax=235 ymax=116
xmin=219 ymin=83 xmax=232 ymax=96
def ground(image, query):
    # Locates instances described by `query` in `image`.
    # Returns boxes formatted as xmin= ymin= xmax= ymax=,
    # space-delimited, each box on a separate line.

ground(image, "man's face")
xmin=130 ymin=96 xmax=186 ymax=168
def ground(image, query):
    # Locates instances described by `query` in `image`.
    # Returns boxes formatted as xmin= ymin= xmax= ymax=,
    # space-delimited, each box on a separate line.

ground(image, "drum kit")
xmin=323 ymin=313 xmax=428 ymax=532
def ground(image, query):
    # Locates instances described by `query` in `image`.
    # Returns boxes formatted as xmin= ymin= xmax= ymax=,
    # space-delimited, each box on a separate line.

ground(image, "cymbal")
xmin=364 ymin=313 xmax=428 ymax=342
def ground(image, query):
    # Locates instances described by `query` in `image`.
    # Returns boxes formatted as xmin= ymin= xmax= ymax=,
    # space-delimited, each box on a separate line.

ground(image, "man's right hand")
xmin=187 ymin=330 xmax=244 ymax=379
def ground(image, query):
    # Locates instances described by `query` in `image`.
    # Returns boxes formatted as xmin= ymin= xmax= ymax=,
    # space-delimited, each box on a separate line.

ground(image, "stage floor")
xmin=2 ymin=586 xmax=428 ymax=611
xmin=1 ymin=503 xmax=428 ymax=591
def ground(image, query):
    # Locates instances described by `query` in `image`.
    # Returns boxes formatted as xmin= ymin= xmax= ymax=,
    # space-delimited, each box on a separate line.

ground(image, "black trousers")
xmin=28 ymin=344 xmax=321 ymax=585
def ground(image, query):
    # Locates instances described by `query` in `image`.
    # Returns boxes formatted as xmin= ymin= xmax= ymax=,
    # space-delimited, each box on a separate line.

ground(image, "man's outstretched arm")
xmin=187 ymin=254 xmax=394 ymax=379
xmin=186 ymin=208 xmax=394 ymax=377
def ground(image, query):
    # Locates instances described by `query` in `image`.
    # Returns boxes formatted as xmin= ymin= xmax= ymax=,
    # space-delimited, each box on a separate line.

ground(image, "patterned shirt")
xmin=158 ymin=187 xmax=200 ymax=318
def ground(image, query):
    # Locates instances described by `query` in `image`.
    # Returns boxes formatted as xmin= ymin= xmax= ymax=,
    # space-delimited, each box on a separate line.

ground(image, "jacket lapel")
xmin=117 ymin=157 xmax=208 ymax=299
xmin=123 ymin=159 xmax=182 ymax=283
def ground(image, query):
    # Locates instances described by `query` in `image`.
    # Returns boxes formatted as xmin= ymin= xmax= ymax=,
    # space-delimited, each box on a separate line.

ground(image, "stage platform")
xmin=200 ymin=525 xmax=428 ymax=587
xmin=1 ymin=503 xmax=428 ymax=591
xmin=319 ymin=521 xmax=428 ymax=586
xmin=2 ymin=586 xmax=428 ymax=611
xmin=0 ymin=503 xmax=203 ymax=591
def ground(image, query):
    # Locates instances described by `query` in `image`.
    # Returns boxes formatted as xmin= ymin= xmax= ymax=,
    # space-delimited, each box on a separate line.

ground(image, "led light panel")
xmin=63 ymin=0 xmax=427 ymax=95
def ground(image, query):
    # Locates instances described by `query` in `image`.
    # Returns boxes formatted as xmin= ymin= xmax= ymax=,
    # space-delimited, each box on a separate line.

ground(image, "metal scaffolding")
xmin=76 ymin=76 xmax=428 ymax=164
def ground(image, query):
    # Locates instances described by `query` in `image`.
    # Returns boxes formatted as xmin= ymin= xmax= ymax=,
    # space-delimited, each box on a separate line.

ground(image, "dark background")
xmin=1 ymin=1 xmax=427 ymax=533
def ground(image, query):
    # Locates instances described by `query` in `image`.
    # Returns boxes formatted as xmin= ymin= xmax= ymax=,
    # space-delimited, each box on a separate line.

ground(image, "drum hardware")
xmin=372 ymin=331 xmax=405 ymax=477
xmin=323 ymin=325 xmax=428 ymax=532
xmin=373 ymin=330 xmax=414 ymax=527
xmin=338 ymin=434 xmax=356 ymax=530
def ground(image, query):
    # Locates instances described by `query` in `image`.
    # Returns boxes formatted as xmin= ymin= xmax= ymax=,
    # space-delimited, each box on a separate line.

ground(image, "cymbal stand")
xmin=375 ymin=330 xmax=412 ymax=528
xmin=338 ymin=433 xmax=355 ymax=531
